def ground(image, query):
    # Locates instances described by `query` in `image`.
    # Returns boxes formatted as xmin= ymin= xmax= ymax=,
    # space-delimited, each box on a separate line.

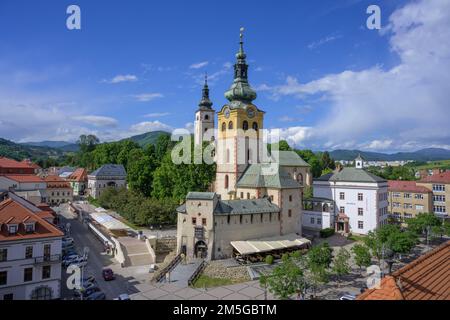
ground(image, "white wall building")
xmin=0 ymin=193 xmax=64 ymax=300
xmin=303 ymin=157 xmax=389 ymax=235
xmin=87 ymin=164 xmax=127 ymax=199
xmin=194 ymin=76 xmax=215 ymax=146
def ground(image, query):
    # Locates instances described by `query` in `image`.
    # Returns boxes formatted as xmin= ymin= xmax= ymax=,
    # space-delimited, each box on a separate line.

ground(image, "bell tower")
xmin=215 ymin=28 xmax=265 ymax=200
xmin=194 ymin=74 xmax=215 ymax=146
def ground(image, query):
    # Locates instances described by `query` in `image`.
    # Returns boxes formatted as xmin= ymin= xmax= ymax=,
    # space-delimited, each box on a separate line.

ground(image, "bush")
xmin=320 ymin=228 xmax=335 ymax=238
xmin=265 ymin=255 xmax=274 ymax=265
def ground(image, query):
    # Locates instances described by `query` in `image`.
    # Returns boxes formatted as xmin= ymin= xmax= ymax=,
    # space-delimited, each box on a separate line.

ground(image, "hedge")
xmin=320 ymin=228 xmax=335 ymax=238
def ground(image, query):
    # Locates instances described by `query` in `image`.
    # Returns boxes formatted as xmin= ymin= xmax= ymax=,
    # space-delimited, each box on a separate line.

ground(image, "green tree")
xmin=307 ymin=242 xmax=333 ymax=270
xmin=407 ymin=213 xmax=442 ymax=243
xmin=260 ymin=255 xmax=306 ymax=300
xmin=352 ymin=244 xmax=372 ymax=271
xmin=77 ymin=134 xmax=99 ymax=153
xmin=332 ymin=248 xmax=351 ymax=286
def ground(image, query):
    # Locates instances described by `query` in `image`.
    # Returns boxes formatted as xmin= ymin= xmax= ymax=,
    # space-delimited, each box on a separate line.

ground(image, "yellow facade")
xmin=217 ymin=105 xmax=264 ymax=140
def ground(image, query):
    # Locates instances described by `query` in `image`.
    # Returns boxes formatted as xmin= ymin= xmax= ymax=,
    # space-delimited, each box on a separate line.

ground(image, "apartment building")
xmin=0 ymin=193 xmax=64 ymax=300
xmin=388 ymin=180 xmax=433 ymax=221
xmin=44 ymin=176 xmax=73 ymax=206
xmin=417 ymin=170 xmax=450 ymax=217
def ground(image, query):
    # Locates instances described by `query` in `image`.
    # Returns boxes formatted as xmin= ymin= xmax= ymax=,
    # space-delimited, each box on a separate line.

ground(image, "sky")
xmin=0 ymin=0 xmax=449 ymax=153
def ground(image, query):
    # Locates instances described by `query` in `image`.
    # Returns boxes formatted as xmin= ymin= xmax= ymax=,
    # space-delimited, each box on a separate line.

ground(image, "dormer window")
xmin=25 ymin=223 xmax=35 ymax=233
xmin=8 ymin=224 xmax=18 ymax=235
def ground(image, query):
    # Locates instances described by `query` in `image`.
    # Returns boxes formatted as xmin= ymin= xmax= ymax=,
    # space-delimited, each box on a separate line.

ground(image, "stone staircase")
xmin=119 ymin=237 xmax=153 ymax=267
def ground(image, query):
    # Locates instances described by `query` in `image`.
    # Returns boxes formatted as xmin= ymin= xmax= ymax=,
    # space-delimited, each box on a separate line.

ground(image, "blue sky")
xmin=0 ymin=0 xmax=448 ymax=152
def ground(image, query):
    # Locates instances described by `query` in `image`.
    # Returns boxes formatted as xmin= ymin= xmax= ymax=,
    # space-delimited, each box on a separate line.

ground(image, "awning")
xmin=230 ymin=233 xmax=311 ymax=255
xmin=90 ymin=212 xmax=130 ymax=231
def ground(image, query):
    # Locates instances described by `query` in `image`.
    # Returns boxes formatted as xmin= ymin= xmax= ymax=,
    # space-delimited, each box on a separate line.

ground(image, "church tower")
xmin=215 ymin=28 xmax=265 ymax=200
xmin=194 ymin=75 xmax=215 ymax=146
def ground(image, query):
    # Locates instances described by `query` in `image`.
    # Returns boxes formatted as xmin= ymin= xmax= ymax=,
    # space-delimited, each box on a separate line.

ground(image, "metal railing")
xmin=34 ymin=254 xmax=61 ymax=264
xmin=154 ymin=253 xmax=182 ymax=283
xmin=188 ymin=260 xmax=207 ymax=287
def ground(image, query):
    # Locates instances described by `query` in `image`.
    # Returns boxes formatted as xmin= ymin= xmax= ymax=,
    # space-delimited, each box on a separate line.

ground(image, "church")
xmin=176 ymin=29 xmax=312 ymax=261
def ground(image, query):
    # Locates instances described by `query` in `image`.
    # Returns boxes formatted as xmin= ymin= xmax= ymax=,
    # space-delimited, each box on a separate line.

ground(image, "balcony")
xmin=34 ymin=254 xmax=61 ymax=265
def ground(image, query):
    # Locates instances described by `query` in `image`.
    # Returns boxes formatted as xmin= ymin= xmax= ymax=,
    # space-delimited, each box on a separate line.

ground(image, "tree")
xmin=77 ymin=134 xmax=99 ymax=153
xmin=407 ymin=213 xmax=442 ymax=243
xmin=332 ymin=248 xmax=351 ymax=286
xmin=320 ymin=151 xmax=335 ymax=170
xmin=352 ymin=244 xmax=372 ymax=271
xmin=260 ymin=255 xmax=306 ymax=300
xmin=303 ymin=186 xmax=313 ymax=200
xmin=307 ymin=242 xmax=333 ymax=270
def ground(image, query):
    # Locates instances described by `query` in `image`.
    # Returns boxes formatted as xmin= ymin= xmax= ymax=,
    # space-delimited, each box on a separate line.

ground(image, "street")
xmin=56 ymin=204 xmax=136 ymax=300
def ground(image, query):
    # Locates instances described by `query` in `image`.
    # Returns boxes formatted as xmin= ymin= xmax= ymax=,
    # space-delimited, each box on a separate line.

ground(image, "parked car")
xmin=114 ymin=293 xmax=130 ymax=300
xmin=62 ymin=243 xmax=75 ymax=250
xmin=62 ymin=249 xmax=78 ymax=259
xmin=339 ymin=294 xmax=356 ymax=300
xmin=63 ymin=237 xmax=74 ymax=244
xmin=85 ymin=292 xmax=106 ymax=300
xmin=63 ymin=256 xmax=86 ymax=268
xmin=82 ymin=275 xmax=96 ymax=284
xmin=74 ymin=286 xmax=100 ymax=298
xmin=62 ymin=255 xmax=81 ymax=267
xmin=102 ymin=268 xmax=115 ymax=281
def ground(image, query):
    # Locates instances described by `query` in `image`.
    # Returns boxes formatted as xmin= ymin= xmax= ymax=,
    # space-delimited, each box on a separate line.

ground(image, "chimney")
xmin=334 ymin=163 xmax=343 ymax=173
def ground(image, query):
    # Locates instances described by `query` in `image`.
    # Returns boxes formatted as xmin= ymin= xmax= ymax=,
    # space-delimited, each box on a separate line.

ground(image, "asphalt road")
xmin=56 ymin=204 xmax=130 ymax=300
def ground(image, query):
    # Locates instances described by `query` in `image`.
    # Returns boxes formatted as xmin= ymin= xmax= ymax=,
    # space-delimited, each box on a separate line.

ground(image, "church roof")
xmin=236 ymin=163 xmax=302 ymax=189
xmin=270 ymin=151 xmax=310 ymax=167
xmin=186 ymin=192 xmax=216 ymax=200
xmin=315 ymin=167 xmax=386 ymax=183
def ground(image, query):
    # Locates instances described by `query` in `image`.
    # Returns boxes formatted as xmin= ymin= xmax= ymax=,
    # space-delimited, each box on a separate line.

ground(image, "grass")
xmin=348 ymin=234 xmax=366 ymax=242
xmin=410 ymin=159 xmax=450 ymax=170
xmin=192 ymin=275 xmax=239 ymax=288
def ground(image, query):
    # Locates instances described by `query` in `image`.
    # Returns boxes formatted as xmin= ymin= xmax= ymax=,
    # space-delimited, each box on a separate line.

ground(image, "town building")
xmin=0 ymin=175 xmax=47 ymax=193
xmin=44 ymin=176 xmax=73 ymax=206
xmin=176 ymin=30 xmax=311 ymax=261
xmin=87 ymin=164 xmax=127 ymax=199
xmin=0 ymin=192 xmax=64 ymax=300
xmin=416 ymin=170 xmax=449 ymax=217
xmin=0 ymin=157 xmax=37 ymax=175
xmin=387 ymin=180 xmax=433 ymax=222
xmin=66 ymin=168 xmax=88 ymax=196
xmin=303 ymin=157 xmax=389 ymax=235
xmin=357 ymin=240 xmax=450 ymax=300
xmin=194 ymin=75 xmax=215 ymax=146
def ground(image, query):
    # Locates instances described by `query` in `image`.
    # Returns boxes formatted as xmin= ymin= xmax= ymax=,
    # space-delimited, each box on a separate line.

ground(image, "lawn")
xmin=348 ymin=234 xmax=366 ymax=242
xmin=192 ymin=275 xmax=239 ymax=288
xmin=411 ymin=159 xmax=450 ymax=170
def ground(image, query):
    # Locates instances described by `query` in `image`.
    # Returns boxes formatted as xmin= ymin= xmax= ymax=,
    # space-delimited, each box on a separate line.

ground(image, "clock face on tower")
xmin=224 ymin=107 xmax=230 ymax=118
xmin=247 ymin=107 xmax=255 ymax=118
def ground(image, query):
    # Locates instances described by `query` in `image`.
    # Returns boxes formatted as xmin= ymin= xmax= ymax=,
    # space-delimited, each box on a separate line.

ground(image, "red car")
xmin=102 ymin=268 xmax=115 ymax=281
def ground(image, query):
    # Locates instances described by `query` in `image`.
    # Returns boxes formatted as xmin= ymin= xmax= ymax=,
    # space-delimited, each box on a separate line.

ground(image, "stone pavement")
xmin=129 ymin=280 xmax=275 ymax=300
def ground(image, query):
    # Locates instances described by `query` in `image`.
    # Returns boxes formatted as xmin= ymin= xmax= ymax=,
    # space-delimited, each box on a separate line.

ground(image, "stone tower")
xmin=194 ymin=75 xmax=215 ymax=146
xmin=215 ymin=28 xmax=265 ymax=200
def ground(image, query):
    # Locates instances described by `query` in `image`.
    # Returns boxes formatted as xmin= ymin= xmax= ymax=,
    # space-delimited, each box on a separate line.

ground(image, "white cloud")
xmin=261 ymin=0 xmax=450 ymax=152
xmin=143 ymin=112 xmax=170 ymax=118
xmin=278 ymin=116 xmax=296 ymax=122
xmin=307 ymin=34 xmax=342 ymax=50
xmin=73 ymin=115 xmax=118 ymax=127
xmin=128 ymin=121 xmax=173 ymax=134
xmin=102 ymin=74 xmax=138 ymax=84
xmin=189 ymin=61 xmax=209 ymax=69
xmin=132 ymin=93 xmax=164 ymax=102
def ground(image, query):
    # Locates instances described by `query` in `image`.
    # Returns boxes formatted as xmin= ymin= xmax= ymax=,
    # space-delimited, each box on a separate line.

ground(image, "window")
xmin=393 ymin=192 xmax=401 ymax=198
xmin=270 ymin=195 xmax=274 ymax=202
xmin=433 ymin=195 xmax=446 ymax=202
xmin=289 ymin=195 xmax=293 ymax=202
xmin=358 ymin=193 xmax=363 ymax=201
xmin=252 ymin=122 xmax=258 ymax=131
xmin=25 ymin=223 xmax=34 ymax=233
xmin=228 ymin=121 xmax=233 ymax=130
xmin=0 ymin=249 xmax=7 ymax=262
xmin=358 ymin=208 xmax=363 ymax=216
xmin=404 ymin=193 xmax=411 ymax=199
xmin=358 ymin=221 xmax=364 ymax=229
xmin=242 ymin=120 xmax=248 ymax=130
xmin=403 ymin=203 xmax=413 ymax=209
xmin=432 ymin=184 xmax=445 ymax=192
xmin=44 ymin=244 xmax=51 ymax=260
xmin=288 ymin=209 xmax=292 ymax=217
xmin=240 ymin=192 xmax=244 ymax=199
xmin=221 ymin=122 xmax=226 ymax=131
xmin=192 ymin=217 xmax=197 ymax=225
xmin=202 ymin=218 xmax=207 ymax=226
xmin=204 ymin=114 xmax=209 ymax=120
xmin=25 ymin=246 xmax=33 ymax=259
xmin=404 ymin=213 xmax=413 ymax=219
xmin=317 ymin=218 xmax=322 ymax=224
xmin=24 ymin=268 xmax=33 ymax=282
xmin=8 ymin=225 xmax=17 ymax=235
xmin=247 ymin=193 xmax=250 ymax=199
xmin=392 ymin=202 xmax=401 ymax=208
xmin=414 ymin=194 xmax=424 ymax=200
xmin=339 ymin=206 xmax=345 ymax=214
xmin=42 ymin=266 xmax=51 ymax=279
xmin=434 ymin=205 xmax=446 ymax=214
xmin=339 ymin=192 xmax=345 ymax=200
xmin=310 ymin=217 xmax=315 ymax=224
xmin=0 ymin=271 xmax=7 ymax=286
xmin=224 ymin=175 xmax=229 ymax=189
xmin=415 ymin=204 xmax=424 ymax=211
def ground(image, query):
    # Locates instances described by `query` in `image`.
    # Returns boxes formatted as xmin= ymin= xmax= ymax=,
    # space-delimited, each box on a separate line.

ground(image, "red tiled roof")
xmin=358 ymin=241 xmax=450 ymax=300
xmin=67 ymin=168 xmax=87 ymax=182
xmin=388 ymin=180 xmax=431 ymax=193
xmin=0 ymin=198 xmax=63 ymax=241
xmin=419 ymin=171 xmax=450 ymax=184
xmin=3 ymin=174 xmax=45 ymax=183
xmin=0 ymin=157 xmax=35 ymax=169
xmin=21 ymin=159 xmax=41 ymax=169
xmin=44 ymin=175 xmax=72 ymax=188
